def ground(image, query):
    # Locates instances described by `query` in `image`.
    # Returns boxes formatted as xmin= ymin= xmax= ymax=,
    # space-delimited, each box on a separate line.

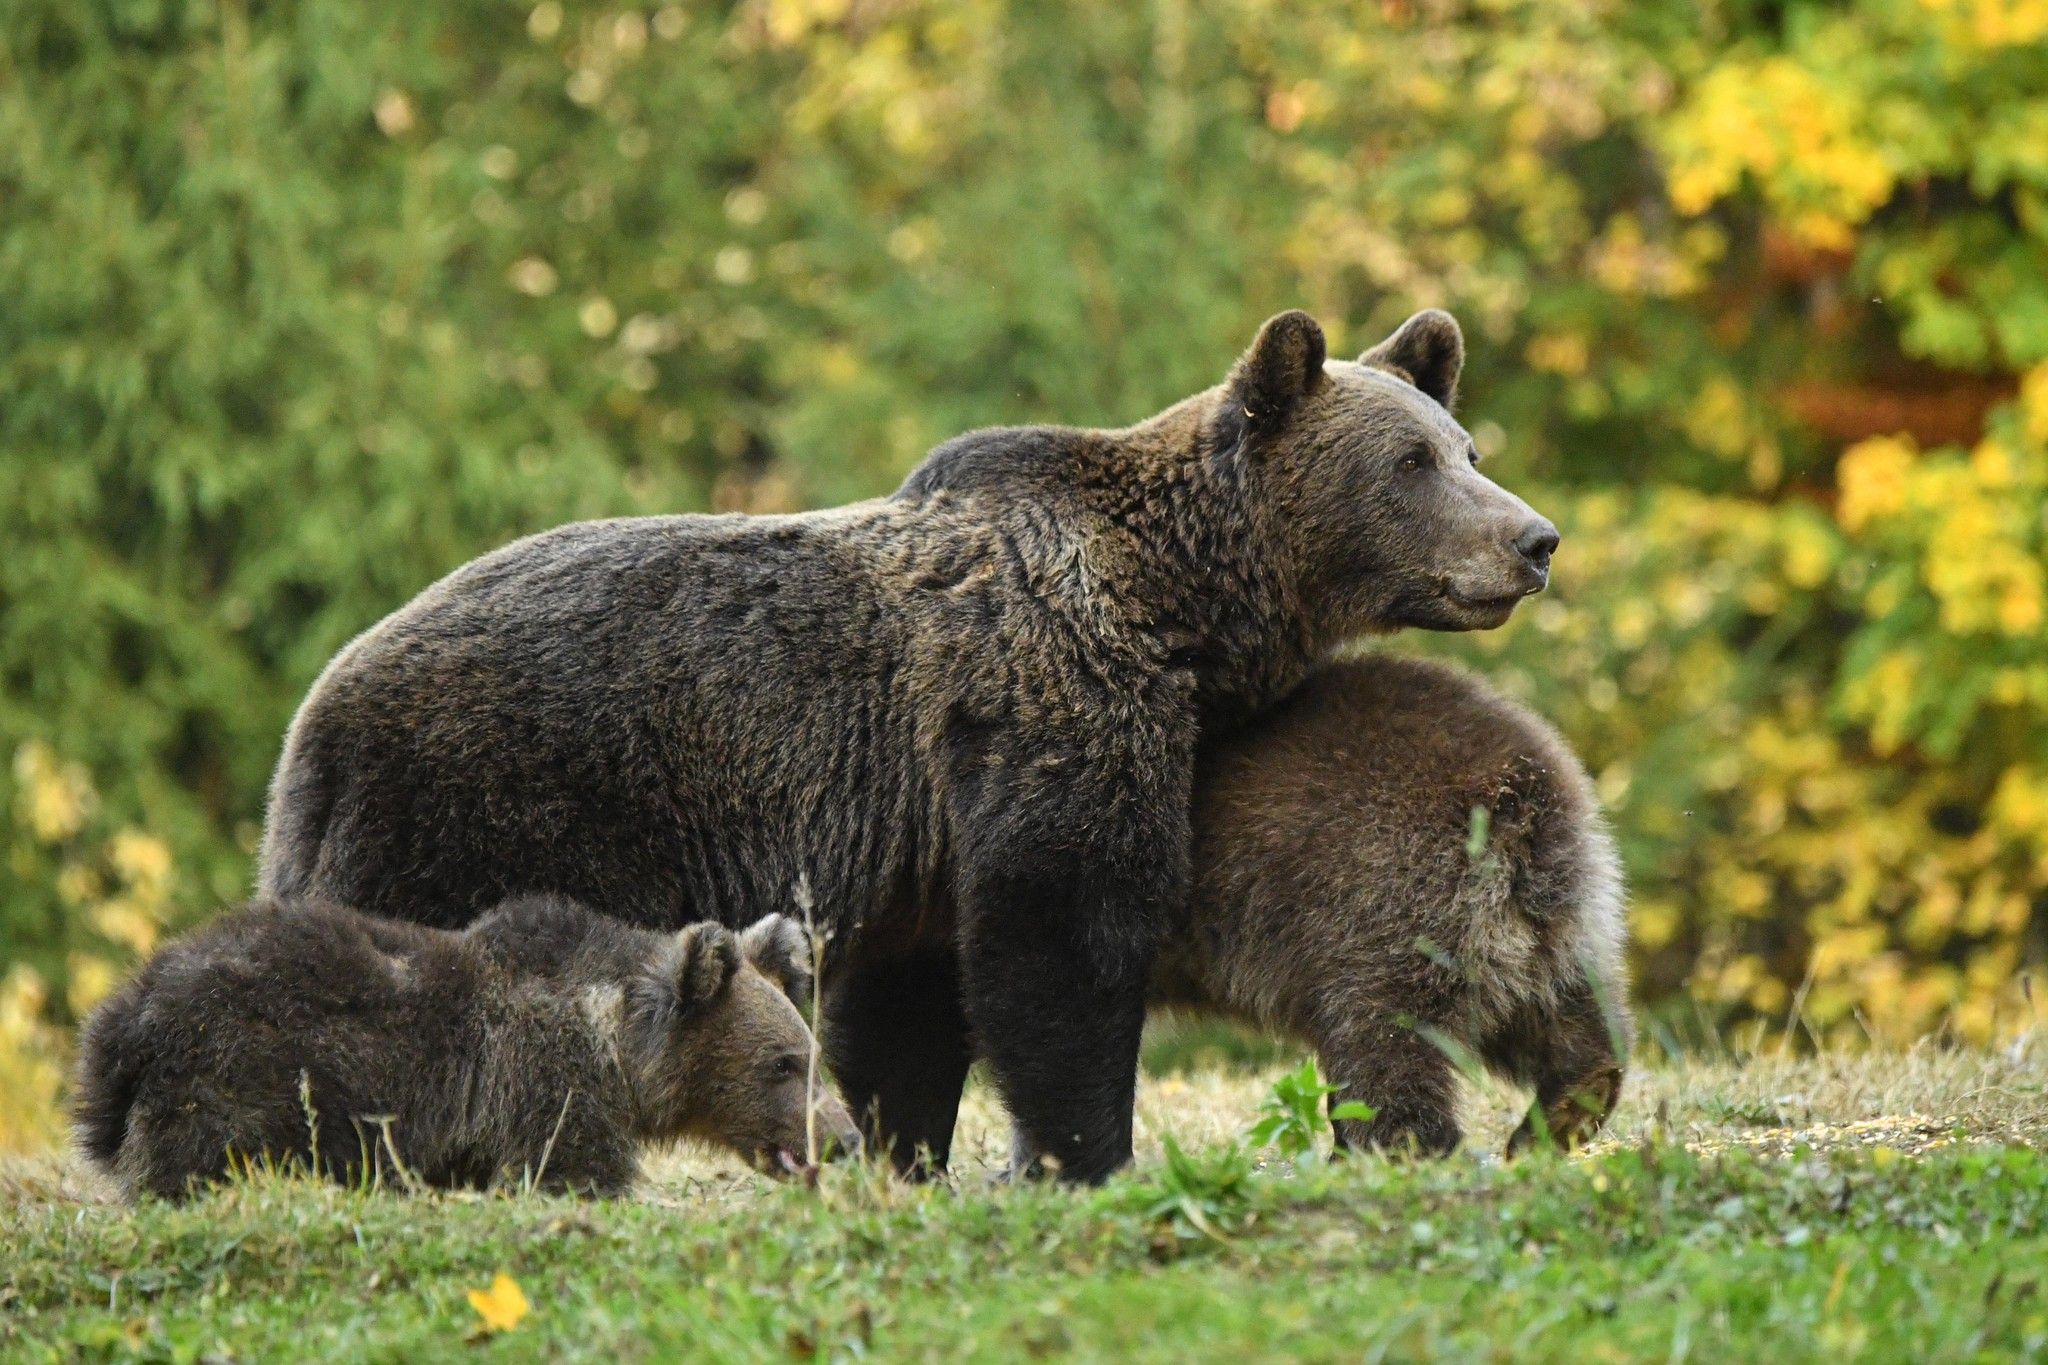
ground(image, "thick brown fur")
xmin=1151 ymin=655 xmax=1631 ymax=1157
xmin=257 ymin=309 xmax=1555 ymax=1181
xmin=71 ymin=896 xmax=857 ymax=1201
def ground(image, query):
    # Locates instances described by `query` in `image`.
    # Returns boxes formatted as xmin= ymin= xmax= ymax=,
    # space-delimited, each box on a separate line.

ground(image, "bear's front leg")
xmin=1317 ymin=1019 xmax=1464 ymax=1158
xmin=951 ymin=745 xmax=1191 ymax=1185
xmin=959 ymin=858 xmax=1164 ymax=1183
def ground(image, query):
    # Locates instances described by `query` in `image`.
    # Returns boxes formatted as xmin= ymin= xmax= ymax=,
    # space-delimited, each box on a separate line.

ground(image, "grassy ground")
xmin=4 ymin=1036 xmax=2046 ymax=1362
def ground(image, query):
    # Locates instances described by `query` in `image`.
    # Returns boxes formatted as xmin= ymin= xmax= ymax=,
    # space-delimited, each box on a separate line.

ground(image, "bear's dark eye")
xmin=771 ymin=1056 xmax=803 ymax=1080
xmin=1400 ymin=450 xmax=1428 ymax=473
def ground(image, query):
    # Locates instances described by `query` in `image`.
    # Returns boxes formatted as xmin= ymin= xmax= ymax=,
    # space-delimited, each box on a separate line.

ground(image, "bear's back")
xmin=462 ymin=892 xmax=658 ymax=986
xmin=1192 ymin=654 xmax=1596 ymax=876
xmin=258 ymin=472 xmax=1161 ymax=939
xmin=107 ymin=900 xmax=497 ymax=1111
xmin=77 ymin=896 xmax=643 ymax=1198
xmin=1182 ymin=653 xmax=1621 ymax=1001
xmin=893 ymin=424 xmax=1091 ymax=501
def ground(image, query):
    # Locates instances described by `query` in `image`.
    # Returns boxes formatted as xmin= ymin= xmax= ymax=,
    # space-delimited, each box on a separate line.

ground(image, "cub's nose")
xmin=822 ymin=1122 xmax=863 ymax=1162
xmin=1513 ymin=518 xmax=1559 ymax=573
xmin=815 ymin=1098 xmax=864 ymax=1162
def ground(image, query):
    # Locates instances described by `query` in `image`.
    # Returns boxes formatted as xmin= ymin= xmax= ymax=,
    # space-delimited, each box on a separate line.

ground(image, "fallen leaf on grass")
xmin=466 ymin=1272 xmax=530 ymax=1335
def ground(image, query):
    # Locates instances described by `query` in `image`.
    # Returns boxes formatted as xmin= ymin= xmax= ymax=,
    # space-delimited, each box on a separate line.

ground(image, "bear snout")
xmin=812 ymin=1092 xmax=863 ymax=1162
xmin=754 ymin=1090 xmax=863 ymax=1179
xmin=1429 ymin=474 xmax=1558 ymax=617
xmin=1511 ymin=516 xmax=1559 ymax=580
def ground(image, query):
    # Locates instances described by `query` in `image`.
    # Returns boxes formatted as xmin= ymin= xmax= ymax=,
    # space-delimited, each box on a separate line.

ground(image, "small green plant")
xmin=1247 ymin=1059 xmax=1374 ymax=1162
xmin=1132 ymin=1062 xmax=1369 ymax=1246
xmin=1132 ymin=1137 xmax=1257 ymax=1244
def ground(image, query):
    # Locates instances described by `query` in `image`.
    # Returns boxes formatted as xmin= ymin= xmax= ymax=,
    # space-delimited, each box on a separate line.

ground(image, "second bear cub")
xmin=1152 ymin=655 xmax=1632 ymax=1156
xmin=74 ymin=894 xmax=858 ymax=1201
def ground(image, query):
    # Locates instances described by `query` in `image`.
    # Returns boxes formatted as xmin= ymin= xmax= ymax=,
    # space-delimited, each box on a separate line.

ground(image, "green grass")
xmin=5 ymin=1143 xmax=2045 ymax=1362
xmin=6 ymin=1041 xmax=2047 ymax=1362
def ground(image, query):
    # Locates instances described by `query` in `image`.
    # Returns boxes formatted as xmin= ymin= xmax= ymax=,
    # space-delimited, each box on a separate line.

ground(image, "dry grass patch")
xmin=4 ymin=1036 xmax=2042 ymax=1214
xmin=477 ymin=1031 xmax=2048 ymax=1198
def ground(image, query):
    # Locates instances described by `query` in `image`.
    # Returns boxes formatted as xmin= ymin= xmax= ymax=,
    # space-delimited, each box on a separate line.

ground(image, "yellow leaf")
xmin=467 ymin=1273 xmax=530 ymax=1334
xmin=109 ymin=830 xmax=172 ymax=888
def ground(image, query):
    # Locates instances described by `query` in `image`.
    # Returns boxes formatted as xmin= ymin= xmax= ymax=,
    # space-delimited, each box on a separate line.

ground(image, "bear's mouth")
xmin=756 ymin=1145 xmax=818 ymax=1181
xmin=1442 ymin=584 xmax=1537 ymax=620
xmin=1448 ymin=589 xmax=1526 ymax=610
xmin=1443 ymin=567 xmax=1547 ymax=616
xmin=1418 ymin=581 xmax=1536 ymax=633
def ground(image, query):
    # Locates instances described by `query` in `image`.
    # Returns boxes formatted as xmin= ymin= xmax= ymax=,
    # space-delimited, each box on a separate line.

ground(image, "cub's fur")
xmin=1153 ymin=655 xmax=1631 ymax=1155
xmin=72 ymin=896 xmax=857 ymax=1201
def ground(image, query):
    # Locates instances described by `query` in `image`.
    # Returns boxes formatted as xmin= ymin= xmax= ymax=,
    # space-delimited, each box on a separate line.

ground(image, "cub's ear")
xmin=669 ymin=922 xmax=741 ymax=1018
xmin=1360 ymin=309 xmax=1464 ymax=408
xmin=739 ymin=913 xmax=814 ymax=1010
xmin=1225 ymin=310 xmax=1327 ymax=433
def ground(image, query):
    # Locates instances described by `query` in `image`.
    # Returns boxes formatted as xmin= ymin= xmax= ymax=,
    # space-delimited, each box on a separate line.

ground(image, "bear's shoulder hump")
xmin=893 ymin=424 xmax=1087 ymax=502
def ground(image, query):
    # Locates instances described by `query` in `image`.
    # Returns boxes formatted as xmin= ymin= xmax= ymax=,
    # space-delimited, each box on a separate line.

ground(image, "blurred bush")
xmin=1 ymin=0 xmax=2044 ymax=1084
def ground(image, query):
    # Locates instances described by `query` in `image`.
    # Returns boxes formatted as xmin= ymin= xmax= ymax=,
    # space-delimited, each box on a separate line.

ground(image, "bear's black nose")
xmin=1513 ymin=519 xmax=1559 ymax=570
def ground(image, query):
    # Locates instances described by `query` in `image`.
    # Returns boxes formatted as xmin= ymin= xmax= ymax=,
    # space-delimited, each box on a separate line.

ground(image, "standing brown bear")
xmin=73 ymin=895 xmax=856 ymax=1200
xmin=1150 ymin=655 xmax=1631 ymax=1159
xmin=258 ymin=309 xmax=1557 ymax=1182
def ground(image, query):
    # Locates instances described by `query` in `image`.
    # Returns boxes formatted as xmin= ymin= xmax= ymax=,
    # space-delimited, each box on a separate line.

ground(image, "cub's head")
xmin=626 ymin=914 xmax=860 ymax=1175
xmin=1219 ymin=308 xmax=1557 ymax=641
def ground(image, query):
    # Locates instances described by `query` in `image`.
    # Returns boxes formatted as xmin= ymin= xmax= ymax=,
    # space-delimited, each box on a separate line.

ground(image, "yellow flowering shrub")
xmin=3 ymin=743 xmax=175 ymax=1148
xmin=1443 ymin=378 xmax=2047 ymax=1046
xmin=1666 ymin=58 xmax=1895 ymax=251
xmin=1921 ymin=0 xmax=2048 ymax=49
xmin=0 ymin=965 xmax=66 ymax=1154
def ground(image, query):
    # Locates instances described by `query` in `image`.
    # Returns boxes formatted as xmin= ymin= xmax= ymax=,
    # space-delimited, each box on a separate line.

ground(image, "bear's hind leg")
xmin=1490 ymin=976 xmax=1629 ymax=1156
xmin=823 ymin=951 xmax=974 ymax=1178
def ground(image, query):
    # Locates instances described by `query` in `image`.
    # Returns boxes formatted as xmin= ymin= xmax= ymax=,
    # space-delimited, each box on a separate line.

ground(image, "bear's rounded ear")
xmin=669 ymin=922 xmax=741 ymax=1017
xmin=739 ymin=913 xmax=814 ymax=1010
xmin=1225 ymin=310 xmax=1327 ymax=433
xmin=1359 ymin=309 xmax=1464 ymax=409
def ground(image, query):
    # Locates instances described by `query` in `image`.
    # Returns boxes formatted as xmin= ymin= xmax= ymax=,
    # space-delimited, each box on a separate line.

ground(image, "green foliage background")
xmin=3 ymin=0 xmax=2046 ymax=1084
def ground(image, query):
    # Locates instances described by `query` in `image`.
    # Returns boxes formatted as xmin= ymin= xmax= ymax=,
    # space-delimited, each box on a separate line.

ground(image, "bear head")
xmin=1220 ymin=308 xmax=1558 ymax=642
xmin=624 ymin=913 xmax=860 ymax=1175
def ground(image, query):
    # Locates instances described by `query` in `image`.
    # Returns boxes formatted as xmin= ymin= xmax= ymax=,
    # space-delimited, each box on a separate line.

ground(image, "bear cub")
xmin=73 ymin=894 xmax=859 ymax=1201
xmin=1151 ymin=655 xmax=1632 ymax=1156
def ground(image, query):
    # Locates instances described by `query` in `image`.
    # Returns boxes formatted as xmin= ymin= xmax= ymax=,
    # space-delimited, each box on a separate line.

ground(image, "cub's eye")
xmin=1400 ymin=451 xmax=1427 ymax=473
xmin=771 ymin=1057 xmax=804 ymax=1080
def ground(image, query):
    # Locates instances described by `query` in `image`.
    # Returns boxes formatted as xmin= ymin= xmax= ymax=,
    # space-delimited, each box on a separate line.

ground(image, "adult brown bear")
xmin=258 ymin=310 xmax=1556 ymax=1182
